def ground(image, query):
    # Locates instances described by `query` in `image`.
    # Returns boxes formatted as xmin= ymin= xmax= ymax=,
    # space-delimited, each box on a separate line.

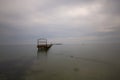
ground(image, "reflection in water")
xmin=23 ymin=44 xmax=120 ymax=80
xmin=37 ymin=48 xmax=50 ymax=59
xmin=1 ymin=44 xmax=120 ymax=80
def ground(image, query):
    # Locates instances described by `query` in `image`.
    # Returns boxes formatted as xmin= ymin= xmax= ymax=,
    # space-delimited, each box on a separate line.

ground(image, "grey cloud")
xmin=0 ymin=0 xmax=120 ymax=44
xmin=102 ymin=0 xmax=120 ymax=15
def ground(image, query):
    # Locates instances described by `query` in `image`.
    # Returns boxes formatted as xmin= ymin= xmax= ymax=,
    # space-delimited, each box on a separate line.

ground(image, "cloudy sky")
xmin=0 ymin=0 xmax=120 ymax=45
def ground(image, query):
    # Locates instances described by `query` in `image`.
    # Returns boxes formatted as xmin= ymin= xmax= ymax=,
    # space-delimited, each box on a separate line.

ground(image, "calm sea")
xmin=0 ymin=44 xmax=120 ymax=80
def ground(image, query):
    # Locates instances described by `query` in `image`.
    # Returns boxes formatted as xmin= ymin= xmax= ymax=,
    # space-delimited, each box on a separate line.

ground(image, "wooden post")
xmin=46 ymin=39 xmax=47 ymax=47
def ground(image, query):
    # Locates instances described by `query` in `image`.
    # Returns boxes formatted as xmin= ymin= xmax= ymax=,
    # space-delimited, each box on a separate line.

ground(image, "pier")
xmin=37 ymin=38 xmax=52 ymax=50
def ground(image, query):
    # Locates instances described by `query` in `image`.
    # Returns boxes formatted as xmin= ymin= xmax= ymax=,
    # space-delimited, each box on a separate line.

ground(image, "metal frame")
xmin=37 ymin=38 xmax=47 ymax=46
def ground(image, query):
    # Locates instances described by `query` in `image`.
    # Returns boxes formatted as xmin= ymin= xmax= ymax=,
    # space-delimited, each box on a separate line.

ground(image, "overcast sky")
xmin=0 ymin=0 xmax=120 ymax=45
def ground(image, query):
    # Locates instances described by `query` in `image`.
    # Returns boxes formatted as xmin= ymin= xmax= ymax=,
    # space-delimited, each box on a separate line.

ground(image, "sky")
xmin=0 ymin=0 xmax=120 ymax=45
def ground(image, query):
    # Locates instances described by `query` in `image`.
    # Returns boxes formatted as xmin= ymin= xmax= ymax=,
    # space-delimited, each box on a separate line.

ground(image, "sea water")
xmin=0 ymin=44 xmax=120 ymax=80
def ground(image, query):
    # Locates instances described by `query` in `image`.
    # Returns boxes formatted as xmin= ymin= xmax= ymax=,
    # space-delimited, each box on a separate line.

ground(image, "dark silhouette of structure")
xmin=37 ymin=38 xmax=52 ymax=50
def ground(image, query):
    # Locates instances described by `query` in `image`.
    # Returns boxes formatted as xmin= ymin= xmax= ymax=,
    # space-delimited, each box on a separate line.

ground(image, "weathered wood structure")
xmin=37 ymin=38 xmax=52 ymax=50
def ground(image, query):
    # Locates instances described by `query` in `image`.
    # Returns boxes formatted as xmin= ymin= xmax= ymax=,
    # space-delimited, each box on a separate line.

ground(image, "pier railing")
xmin=37 ymin=38 xmax=52 ymax=49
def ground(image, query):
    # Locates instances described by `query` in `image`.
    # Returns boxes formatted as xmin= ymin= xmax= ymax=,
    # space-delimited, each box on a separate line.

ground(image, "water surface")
xmin=0 ymin=44 xmax=120 ymax=80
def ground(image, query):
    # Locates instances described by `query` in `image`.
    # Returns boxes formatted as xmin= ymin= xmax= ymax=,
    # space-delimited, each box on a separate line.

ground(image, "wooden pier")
xmin=37 ymin=38 xmax=52 ymax=50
